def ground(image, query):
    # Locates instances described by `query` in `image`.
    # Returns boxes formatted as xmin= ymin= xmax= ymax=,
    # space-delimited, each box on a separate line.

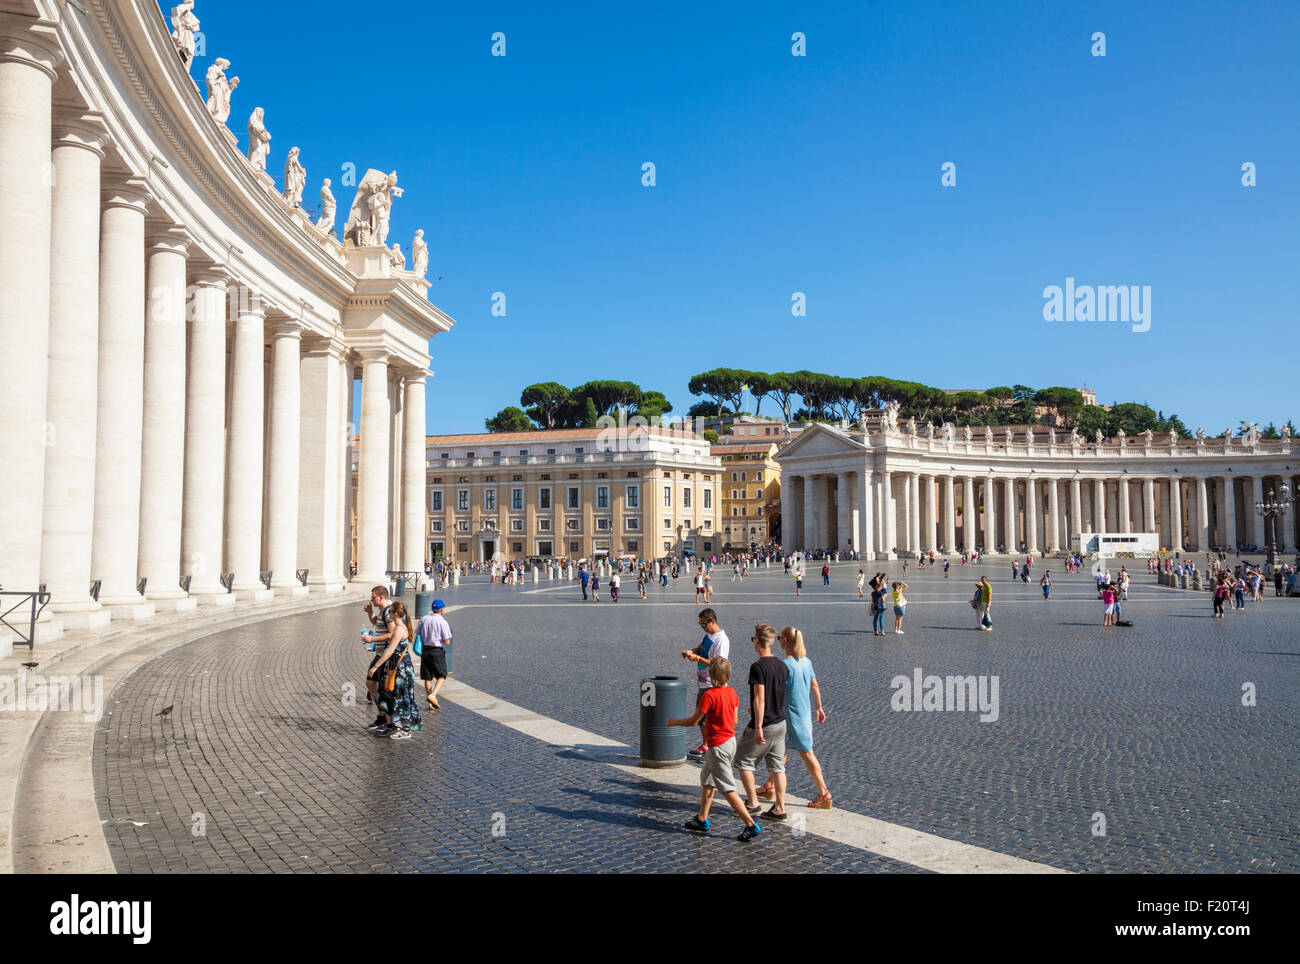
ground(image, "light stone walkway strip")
xmin=439 ymin=677 xmax=1068 ymax=874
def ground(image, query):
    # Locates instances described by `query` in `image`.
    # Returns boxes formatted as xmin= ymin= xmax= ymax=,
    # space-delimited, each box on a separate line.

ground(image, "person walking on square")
xmin=856 ymin=569 xmax=865 ymax=598
xmin=590 ymin=571 xmax=600 ymax=602
xmin=667 ymin=657 xmax=762 ymax=841
xmin=638 ymin=567 xmax=647 ymax=600
xmin=610 ymin=571 xmax=620 ymax=602
xmin=777 ymin=627 xmax=831 ymax=809
xmin=579 ymin=565 xmax=589 ymax=600
xmin=891 ymin=580 xmax=909 ymax=634
xmin=362 ymin=585 xmax=395 ymax=716
xmin=1101 ymin=582 xmax=1116 ymax=626
xmin=1040 ymin=570 xmax=1052 ymax=599
xmin=976 ymin=576 xmax=993 ymax=630
xmin=870 ymin=577 xmax=888 ymax=635
xmin=821 ymin=562 xmax=830 ymax=587
xmin=415 ymin=599 xmax=452 ymax=709
xmin=681 ymin=608 xmax=731 ymax=760
xmin=367 ymin=601 xmax=422 ymax=738
xmin=794 ymin=565 xmax=804 ymax=597
xmin=943 ymin=559 xmax=950 ymax=578
xmin=737 ymin=624 xmax=790 ymax=821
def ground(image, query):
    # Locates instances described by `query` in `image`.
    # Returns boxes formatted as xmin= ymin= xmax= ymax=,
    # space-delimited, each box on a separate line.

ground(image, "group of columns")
xmin=781 ymin=469 xmax=1296 ymax=558
xmin=0 ymin=15 xmax=426 ymax=634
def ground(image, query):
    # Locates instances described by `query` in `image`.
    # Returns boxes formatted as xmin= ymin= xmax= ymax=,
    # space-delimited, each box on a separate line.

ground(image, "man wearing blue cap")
xmin=415 ymin=599 xmax=452 ymax=709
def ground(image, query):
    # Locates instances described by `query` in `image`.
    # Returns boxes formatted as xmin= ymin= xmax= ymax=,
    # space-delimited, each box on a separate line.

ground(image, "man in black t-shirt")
xmin=735 ymin=623 xmax=790 ymax=820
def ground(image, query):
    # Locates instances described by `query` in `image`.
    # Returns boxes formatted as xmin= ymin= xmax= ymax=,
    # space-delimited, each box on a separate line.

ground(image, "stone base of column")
xmin=879 ymin=550 xmax=897 ymax=560
xmin=234 ymin=588 xmax=275 ymax=602
xmin=190 ymin=592 xmax=237 ymax=608
xmin=307 ymin=580 xmax=346 ymax=593
xmin=104 ymin=601 xmax=157 ymax=621
xmin=350 ymin=573 xmax=388 ymax=588
xmin=272 ymin=584 xmax=310 ymax=597
xmin=149 ymin=597 xmax=198 ymax=613
xmin=52 ymin=608 xmax=113 ymax=631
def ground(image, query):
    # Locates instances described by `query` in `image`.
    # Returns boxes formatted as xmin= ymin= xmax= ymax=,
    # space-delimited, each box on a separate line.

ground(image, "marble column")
xmin=781 ymin=472 xmax=797 ymax=548
xmin=1143 ymin=478 xmax=1156 ymax=539
xmin=224 ymin=288 xmax=271 ymax=598
xmin=961 ymin=476 xmax=975 ymax=551
xmin=90 ymin=179 xmax=154 ymax=618
xmin=1194 ymin=476 xmax=1210 ymax=551
xmin=908 ymin=472 xmax=921 ymax=555
xmin=925 ymin=474 xmax=938 ymax=552
xmin=1118 ymin=478 xmax=1132 ymax=535
xmin=880 ymin=470 xmax=895 ymax=557
xmin=836 ymin=471 xmax=852 ymax=551
xmin=1218 ymin=478 xmax=1234 ymax=550
xmin=137 ymin=226 xmax=195 ymax=611
xmin=354 ymin=350 xmax=391 ymax=583
xmin=40 ymin=113 xmax=110 ymax=628
xmin=401 ymin=372 xmax=428 ymax=573
xmin=1003 ymin=477 xmax=1016 ymax=552
xmin=857 ymin=467 xmax=874 ymax=559
xmin=267 ymin=321 xmax=308 ymax=594
xmin=898 ymin=473 xmax=911 ymax=554
xmin=1024 ymin=476 xmax=1039 ymax=554
xmin=1093 ymin=478 xmax=1107 ymax=533
xmin=943 ymin=475 xmax=956 ymax=552
xmin=1168 ymin=477 xmax=1184 ymax=552
xmin=181 ymin=269 xmax=234 ymax=605
xmin=1281 ymin=478 xmax=1297 ymax=554
xmin=1250 ymin=476 xmax=1266 ymax=549
xmin=1069 ymin=477 xmax=1083 ymax=542
xmin=983 ymin=475 xmax=997 ymax=553
xmin=802 ymin=475 xmax=816 ymax=551
xmin=0 ymin=16 xmax=60 ymax=604
xmin=1046 ymin=478 xmax=1060 ymax=552
xmin=298 ymin=338 xmax=347 ymax=590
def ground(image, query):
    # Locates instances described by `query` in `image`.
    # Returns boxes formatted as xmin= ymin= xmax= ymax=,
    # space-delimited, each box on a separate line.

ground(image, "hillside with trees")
xmin=485 ymin=381 xmax=672 ymax=432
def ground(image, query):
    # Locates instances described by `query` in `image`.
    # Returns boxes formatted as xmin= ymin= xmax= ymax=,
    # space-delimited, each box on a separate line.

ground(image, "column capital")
xmin=356 ymin=347 xmax=389 ymax=365
xmin=188 ymin=263 xmax=233 ymax=288
xmin=228 ymin=281 xmax=267 ymax=318
xmin=0 ymin=15 xmax=62 ymax=81
xmin=301 ymin=333 xmax=349 ymax=359
xmin=52 ymin=109 xmax=110 ymax=158
xmin=145 ymin=222 xmax=192 ymax=255
xmin=101 ymin=176 xmax=151 ymax=213
xmin=267 ymin=317 xmax=306 ymax=339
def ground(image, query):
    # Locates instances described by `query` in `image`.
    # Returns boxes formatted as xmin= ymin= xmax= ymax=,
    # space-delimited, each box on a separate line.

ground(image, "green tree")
xmin=1034 ymin=387 xmax=1085 ymax=428
xmin=688 ymin=368 xmax=748 ymax=416
xmin=702 ymin=429 xmax=719 ymax=444
xmin=1107 ymin=402 xmax=1160 ymax=435
xmin=1076 ymin=405 xmax=1109 ymax=438
xmin=764 ymin=372 xmax=799 ymax=421
xmin=687 ymin=400 xmax=728 ymax=419
xmin=484 ymin=406 xmax=532 ymax=433
xmin=520 ymin=382 xmax=571 ymax=429
xmin=632 ymin=391 xmax=672 ymax=421
xmin=572 ymin=379 xmax=642 ymax=416
xmin=581 ymin=396 xmax=599 ymax=428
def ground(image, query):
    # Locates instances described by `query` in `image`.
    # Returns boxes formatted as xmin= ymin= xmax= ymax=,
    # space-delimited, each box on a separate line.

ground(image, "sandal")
xmin=756 ymin=784 xmax=776 ymax=801
xmin=808 ymin=791 xmax=833 ymax=810
xmin=762 ymin=807 xmax=788 ymax=820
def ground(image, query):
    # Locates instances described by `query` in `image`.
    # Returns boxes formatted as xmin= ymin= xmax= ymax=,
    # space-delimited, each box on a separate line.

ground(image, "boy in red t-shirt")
xmin=667 ymin=657 xmax=762 ymax=841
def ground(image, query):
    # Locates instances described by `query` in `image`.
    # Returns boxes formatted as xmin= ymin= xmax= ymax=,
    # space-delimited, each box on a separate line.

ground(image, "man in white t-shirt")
xmin=415 ymin=599 xmax=453 ymax=709
xmin=680 ymin=608 xmax=730 ymax=759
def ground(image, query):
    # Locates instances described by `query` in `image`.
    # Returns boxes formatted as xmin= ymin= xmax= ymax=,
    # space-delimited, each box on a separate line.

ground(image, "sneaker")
xmin=744 ymin=800 xmax=763 ymax=814
xmin=365 ymin=717 xmax=387 ymax=731
xmin=389 ymin=728 xmax=413 ymax=740
xmin=895 ymin=629 xmax=904 ymax=634
xmin=762 ymin=808 xmax=788 ymax=821
xmin=683 ymin=816 xmax=710 ymax=832
xmin=737 ymin=823 xmax=763 ymax=842
xmin=687 ymin=743 xmax=708 ymax=757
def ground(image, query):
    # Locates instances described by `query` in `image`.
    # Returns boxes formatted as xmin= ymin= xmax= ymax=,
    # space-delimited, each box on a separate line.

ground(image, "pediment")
xmin=777 ymin=424 xmax=866 ymax=462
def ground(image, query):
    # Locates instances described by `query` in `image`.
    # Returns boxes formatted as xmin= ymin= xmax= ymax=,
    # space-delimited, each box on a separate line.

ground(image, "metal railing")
xmin=180 ymin=575 xmax=192 ymax=593
xmin=259 ymin=570 xmax=272 ymax=589
xmin=89 ymin=580 xmax=101 ymax=602
xmin=136 ymin=577 xmax=147 ymax=596
xmin=0 ymin=585 xmax=51 ymax=651
xmin=219 ymin=572 xmax=234 ymax=593
xmin=296 ymin=568 xmax=309 ymax=587
xmin=348 ymin=565 xmax=357 ymax=578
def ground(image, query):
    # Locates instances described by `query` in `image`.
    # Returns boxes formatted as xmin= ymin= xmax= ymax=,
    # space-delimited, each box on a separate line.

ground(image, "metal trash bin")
xmin=415 ymin=592 xmax=432 ymax=618
xmin=639 ymin=675 xmax=686 ymax=768
xmin=393 ymin=576 xmax=407 ymax=596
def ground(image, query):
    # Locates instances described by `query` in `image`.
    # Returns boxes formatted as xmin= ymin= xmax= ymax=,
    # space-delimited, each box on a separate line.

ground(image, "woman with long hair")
xmin=758 ymin=627 xmax=832 ymax=809
xmin=367 ymin=601 xmax=422 ymax=739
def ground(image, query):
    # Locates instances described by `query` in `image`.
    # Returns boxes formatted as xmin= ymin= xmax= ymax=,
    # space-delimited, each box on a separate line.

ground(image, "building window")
xmin=684 ymin=473 xmax=692 ymax=480
xmin=702 ymin=521 xmax=710 ymax=531
xmin=704 ymin=490 xmax=711 ymax=509
xmin=628 ymin=540 xmax=638 ymax=551
xmin=663 ymin=485 xmax=671 ymax=508
xmin=756 ymin=506 xmax=763 ymax=516
xmin=597 ymin=472 xmax=607 ymax=479
xmin=597 ymin=518 xmax=611 ymax=531
xmin=510 ymin=519 xmax=523 ymax=532
xmin=484 ymin=489 xmax=497 ymax=511
xmin=664 ymin=518 xmax=672 ymax=530
xmin=430 ymin=490 xmax=443 ymax=511
xmin=538 ymin=540 xmax=553 ymax=556
xmin=538 ymin=487 xmax=551 ymax=510
xmin=519 ymin=450 xmax=528 ymax=457
xmin=540 ymin=473 xmax=550 ymax=481
xmin=466 ymin=452 xmax=474 ymax=459
xmin=575 ymin=447 xmax=584 ymax=454
xmin=458 ymin=542 xmax=468 ymax=552
xmin=733 ymin=507 xmax=739 ymax=516
xmin=512 ymin=475 xmax=522 ymax=482
xmin=626 ymin=471 xmax=638 ymax=478
xmin=731 ymin=472 xmax=737 ymax=481
xmin=756 ymin=471 xmax=763 ymax=481
xmin=683 ymin=488 xmax=692 ymax=508
xmin=626 ymin=484 xmax=639 ymax=507
xmin=664 ymin=540 xmax=672 ymax=551
xmin=566 ymin=519 xmax=580 ymax=531
xmin=569 ymin=473 xmax=579 ymax=480
xmin=432 ymin=476 xmax=442 ymax=484
xmin=741 ymin=472 xmax=746 ymax=482
xmin=539 ymin=518 xmax=551 ymax=531
xmin=440 ymin=453 xmax=449 ymax=460
xmin=457 ymin=520 xmax=469 ymax=532
xmin=457 ymin=489 xmax=469 ymax=511
xmin=684 ymin=519 xmax=692 ymax=530
xmin=511 ymin=488 xmax=523 ymax=510
xmin=569 ymin=542 xmax=580 ymax=552
xmin=626 ymin=518 xmax=640 ymax=530
xmin=512 ymin=542 xmax=522 ymax=553
xmin=458 ymin=476 xmax=469 ymax=484
xmin=431 ymin=520 xmax=443 ymax=532
xmin=597 ymin=486 xmax=609 ymax=508
xmin=567 ymin=486 xmax=580 ymax=509
xmin=492 ymin=451 xmax=501 ymax=457
xmin=430 ymin=540 xmax=444 ymax=558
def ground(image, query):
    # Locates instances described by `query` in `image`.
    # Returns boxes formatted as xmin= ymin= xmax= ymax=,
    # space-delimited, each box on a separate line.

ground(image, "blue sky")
xmin=165 ymin=0 xmax=1299 ymax=433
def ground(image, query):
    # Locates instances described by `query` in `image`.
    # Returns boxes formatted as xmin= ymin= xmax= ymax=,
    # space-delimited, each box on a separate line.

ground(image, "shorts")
xmin=700 ymin=736 xmax=738 ymax=794
xmin=894 ymin=605 xmax=906 ymax=616
xmin=420 ymin=647 xmax=447 ymax=681
xmin=1104 ymin=603 xmax=1115 ymax=614
xmin=734 ymin=720 xmax=787 ymax=774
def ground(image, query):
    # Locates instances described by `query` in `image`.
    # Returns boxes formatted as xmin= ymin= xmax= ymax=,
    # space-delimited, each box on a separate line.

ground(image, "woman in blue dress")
xmin=779 ymin=626 xmax=832 ymax=809
xmin=367 ymin=601 xmax=422 ymax=739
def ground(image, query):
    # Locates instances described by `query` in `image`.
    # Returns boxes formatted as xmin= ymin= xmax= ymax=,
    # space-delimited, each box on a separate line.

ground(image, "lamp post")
xmin=1254 ymin=480 xmax=1294 ymax=571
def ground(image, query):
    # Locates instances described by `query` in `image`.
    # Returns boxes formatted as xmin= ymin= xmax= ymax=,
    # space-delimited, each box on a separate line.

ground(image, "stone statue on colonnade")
xmin=882 ymin=400 xmax=900 ymax=432
xmin=316 ymin=179 xmax=336 ymax=232
xmin=342 ymin=170 xmax=403 ymax=247
xmin=205 ymin=58 xmax=238 ymax=124
xmin=283 ymin=147 xmax=306 ymax=205
xmin=390 ymin=243 xmax=405 ymax=269
xmin=247 ymin=108 xmax=270 ymax=170
xmin=412 ymin=229 xmax=428 ymax=277
xmin=170 ymin=1 xmax=200 ymax=70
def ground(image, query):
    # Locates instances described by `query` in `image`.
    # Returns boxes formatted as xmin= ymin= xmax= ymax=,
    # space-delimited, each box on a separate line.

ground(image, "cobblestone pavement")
xmin=95 ymin=561 xmax=1299 ymax=872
